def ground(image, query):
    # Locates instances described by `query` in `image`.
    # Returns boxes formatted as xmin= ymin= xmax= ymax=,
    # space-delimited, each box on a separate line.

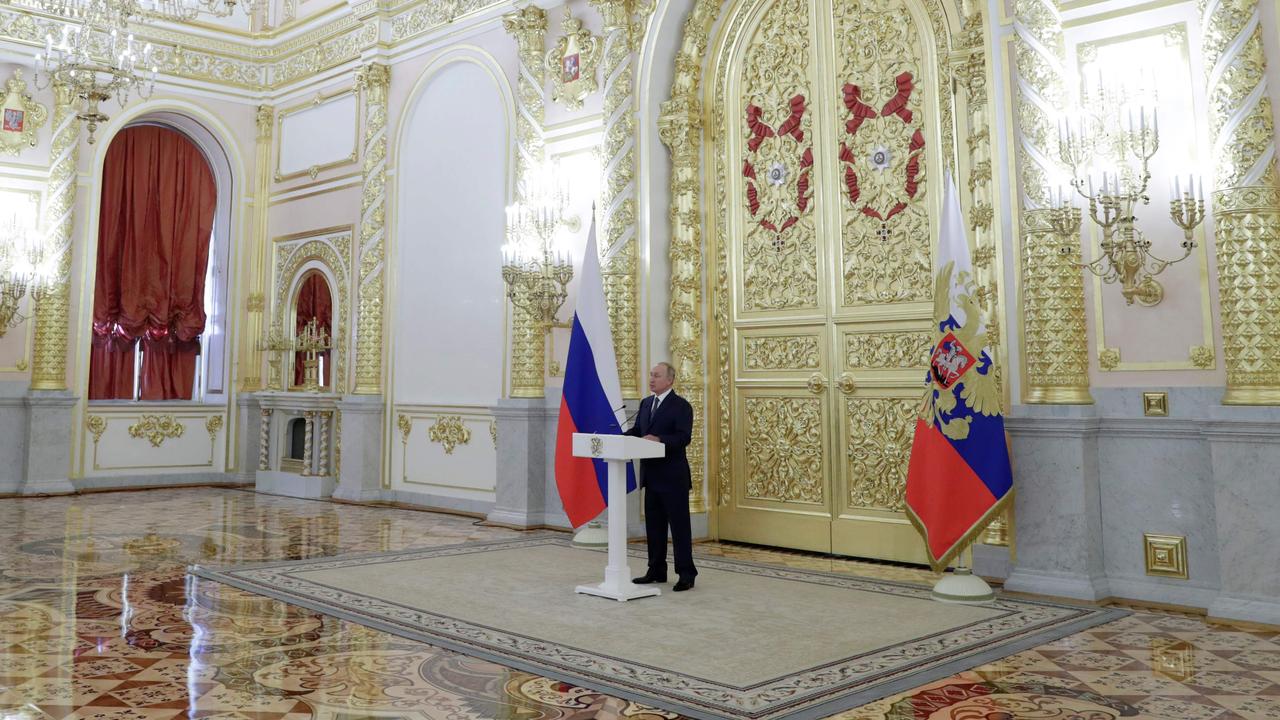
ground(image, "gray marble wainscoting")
xmin=332 ymin=394 xmax=384 ymax=502
xmin=21 ymin=390 xmax=77 ymax=495
xmin=1205 ymin=404 xmax=1280 ymax=626
xmin=0 ymin=382 xmax=29 ymax=494
xmin=1002 ymin=387 xmax=1280 ymax=625
xmin=235 ymin=393 xmax=261 ymax=485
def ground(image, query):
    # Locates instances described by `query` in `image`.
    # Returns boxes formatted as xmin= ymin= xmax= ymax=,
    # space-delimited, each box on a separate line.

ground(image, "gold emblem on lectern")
xmin=590 ymin=436 xmax=603 ymax=457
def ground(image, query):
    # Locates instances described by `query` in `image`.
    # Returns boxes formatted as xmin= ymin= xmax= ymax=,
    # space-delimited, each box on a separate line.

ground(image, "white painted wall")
xmin=392 ymin=58 xmax=508 ymax=404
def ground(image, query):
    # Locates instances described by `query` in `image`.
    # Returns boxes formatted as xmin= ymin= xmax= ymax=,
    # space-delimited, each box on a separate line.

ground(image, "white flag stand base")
xmin=570 ymin=434 xmax=664 ymax=602
xmin=931 ymin=566 xmax=995 ymax=604
xmin=572 ymin=519 xmax=608 ymax=547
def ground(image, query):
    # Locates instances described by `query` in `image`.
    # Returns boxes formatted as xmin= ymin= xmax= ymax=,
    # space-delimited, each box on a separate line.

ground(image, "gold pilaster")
xmin=590 ymin=0 xmax=648 ymax=399
xmin=1202 ymin=0 xmax=1280 ymax=404
xmin=503 ymin=6 xmax=549 ymax=399
xmin=240 ymin=105 xmax=273 ymax=392
xmin=30 ymin=83 xmax=80 ymax=391
xmin=658 ymin=96 xmax=706 ymax=513
xmin=353 ymin=62 xmax=390 ymax=396
xmin=1012 ymin=0 xmax=1092 ymax=404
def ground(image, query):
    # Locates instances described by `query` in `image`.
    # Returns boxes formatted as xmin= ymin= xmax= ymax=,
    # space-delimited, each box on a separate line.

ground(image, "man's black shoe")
xmin=632 ymin=573 xmax=666 ymax=584
xmin=673 ymin=578 xmax=695 ymax=592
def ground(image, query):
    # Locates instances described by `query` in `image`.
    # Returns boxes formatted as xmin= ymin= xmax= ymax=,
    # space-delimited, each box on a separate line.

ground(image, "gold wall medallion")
xmin=205 ymin=415 xmax=224 ymax=441
xmin=545 ymin=7 xmax=601 ymax=110
xmin=1144 ymin=532 xmax=1188 ymax=579
xmin=128 ymin=415 xmax=187 ymax=448
xmin=428 ymin=415 xmax=471 ymax=455
xmin=86 ymin=415 xmax=107 ymax=444
xmin=397 ymin=414 xmax=412 ymax=444
xmin=1142 ymin=391 xmax=1168 ymax=417
xmin=0 ymin=69 xmax=46 ymax=155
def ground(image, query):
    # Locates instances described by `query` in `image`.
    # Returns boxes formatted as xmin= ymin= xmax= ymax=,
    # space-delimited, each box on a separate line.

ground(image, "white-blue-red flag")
xmin=554 ymin=214 xmax=636 ymax=527
xmin=905 ymin=172 xmax=1013 ymax=572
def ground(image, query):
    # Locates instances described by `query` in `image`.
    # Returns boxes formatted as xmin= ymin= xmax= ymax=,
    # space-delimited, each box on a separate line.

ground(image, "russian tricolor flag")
xmin=905 ymin=172 xmax=1014 ymax=572
xmin=554 ymin=214 xmax=635 ymax=528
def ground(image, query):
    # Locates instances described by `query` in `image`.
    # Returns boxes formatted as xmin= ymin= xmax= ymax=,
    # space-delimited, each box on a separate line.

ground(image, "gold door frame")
xmin=657 ymin=0 xmax=1007 ymax=540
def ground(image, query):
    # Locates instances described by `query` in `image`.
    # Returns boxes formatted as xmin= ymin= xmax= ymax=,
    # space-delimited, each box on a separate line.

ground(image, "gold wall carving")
xmin=504 ymin=5 xmax=549 ymax=399
xmin=844 ymin=331 xmax=932 ymax=369
xmin=392 ymin=0 xmax=504 ymax=43
xmin=0 ymin=69 xmax=46 ymax=155
xmin=1013 ymin=0 xmax=1091 ymax=404
xmin=272 ymin=227 xmax=352 ymax=393
xmin=30 ymin=83 xmax=78 ymax=391
xmin=86 ymin=415 xmax=107 ymax=444
xmin=428 ymin=415 xmax=471 ymax=455
xmin=205 ymin=415 xmax=224 ymax=441
xmin=354 ymin=63 xmax=390 ymax=395
xmin=397 ymin=413 xmax=411 ymax=444
xmin=743 ymin=396 xmax=823 ymax=504
xmin=128 ymin=415 xmax=187 ymax=448
xmin=743 ymin=336 xmax=820 ymax=370
xmin=738 ymin=0 xmax=818 ymax=312
xmin=591 ymin=0 xmax=649 ymax=398
xmin=546 ymin=7 xmax=601 ymax=110
xmin=489 ymin=419 xmax=497 ymax=448
xmin=1201 ymin=0 xmax=1280 ymax=404
xmin=834 ymin=0 xmax=930 ymax=306
xmin=844 ymin=397 xmax=915 ymax=510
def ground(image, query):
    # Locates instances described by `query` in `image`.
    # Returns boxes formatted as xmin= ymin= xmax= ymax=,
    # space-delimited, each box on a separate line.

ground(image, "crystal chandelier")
xmin=33 ymin=0 xmax=157 ymax=144
xmin=0 ymin=214 xmax=50 ymax=335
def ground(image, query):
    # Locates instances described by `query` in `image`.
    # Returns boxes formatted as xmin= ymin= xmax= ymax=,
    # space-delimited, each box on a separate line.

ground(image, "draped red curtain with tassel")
xmin=293 ymin=272 xmax=332 ymax=387
xmin=89 ymin=125 xmax=217 ymax=400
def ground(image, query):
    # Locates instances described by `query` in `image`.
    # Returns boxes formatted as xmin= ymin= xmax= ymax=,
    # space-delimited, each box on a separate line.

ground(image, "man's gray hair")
xmin=657 ymin=361 xmax=676 ymax=381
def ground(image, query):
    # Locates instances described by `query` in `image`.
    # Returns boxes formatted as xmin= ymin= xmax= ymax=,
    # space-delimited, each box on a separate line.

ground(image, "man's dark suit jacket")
xmin=624 ymin=391 xmax=693 ymax=492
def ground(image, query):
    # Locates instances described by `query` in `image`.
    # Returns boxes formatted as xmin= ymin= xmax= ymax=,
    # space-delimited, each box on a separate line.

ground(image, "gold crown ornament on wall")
xmin=545 ymin=6 xmax=601 ymax=110
xmin=0 ymin=70 xmax=47 ymax=155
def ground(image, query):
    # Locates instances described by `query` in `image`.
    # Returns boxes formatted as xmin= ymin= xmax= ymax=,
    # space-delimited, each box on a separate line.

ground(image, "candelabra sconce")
xmin=256 ymin=321 xmax=291 ymax=391
xmin=1056 ymin=104 xmax=1202 ymax=307
xmin=0 ymin=214 xmax=49 ymax=336
xmin=501 ymin=161 xmax=577 ymax=398
xmin=294 ymin=317 xmax=331 ymax=392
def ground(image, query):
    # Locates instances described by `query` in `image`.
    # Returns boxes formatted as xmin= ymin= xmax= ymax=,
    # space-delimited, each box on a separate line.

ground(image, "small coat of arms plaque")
xmin=0 ymin=70 xmax=47 ymax=156
xmin=590 ymin=435 xmax=603 ymax=457
xmin=545 ymin=7 xmax=601 ymax=111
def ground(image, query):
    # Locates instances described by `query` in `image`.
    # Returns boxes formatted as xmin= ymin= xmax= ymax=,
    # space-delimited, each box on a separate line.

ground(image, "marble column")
xmin=488 ymin=398 xmax=555 ymax=527
xmin=1003 ymin=406 xmax=1109 ymax=600
xmin=20 ymin=392 xmax=76 ymax=494
xmin=332 ymin=395 xmax=383 ymax=502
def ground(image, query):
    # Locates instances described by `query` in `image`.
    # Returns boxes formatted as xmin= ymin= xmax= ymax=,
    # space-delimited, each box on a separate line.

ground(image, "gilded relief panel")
xmin=833 ymin=0 xmax=932 ymax=305
xmin=743 ymin=335 xmax=822 ymax=370
xmin=744 ymin=396 xmax=825 ymax=504
xmin=845 ymin=397 xmax=915 ymax=509
xmin=844 ymin=330 xmax=932 ymax=369
xmin=738 ymin=0 xmax=820 ymax=312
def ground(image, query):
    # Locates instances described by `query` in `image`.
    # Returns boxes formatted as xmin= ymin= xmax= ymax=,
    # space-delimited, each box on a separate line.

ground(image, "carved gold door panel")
xmin=716 ymin=0 xmax=939 ymax=562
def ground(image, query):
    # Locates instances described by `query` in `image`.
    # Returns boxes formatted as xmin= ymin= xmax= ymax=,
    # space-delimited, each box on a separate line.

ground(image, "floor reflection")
xmin=0 ymin=487 xmax=1275 ymax=719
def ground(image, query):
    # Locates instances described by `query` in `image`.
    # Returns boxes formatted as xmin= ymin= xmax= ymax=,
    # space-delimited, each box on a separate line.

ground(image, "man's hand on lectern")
xmin=643 ymin=434 xmax=660 ymax=442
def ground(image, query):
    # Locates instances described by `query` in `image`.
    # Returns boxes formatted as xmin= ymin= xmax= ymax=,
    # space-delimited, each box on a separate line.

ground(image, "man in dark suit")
xmin=626 ymin=362 xmax=698 ymax=591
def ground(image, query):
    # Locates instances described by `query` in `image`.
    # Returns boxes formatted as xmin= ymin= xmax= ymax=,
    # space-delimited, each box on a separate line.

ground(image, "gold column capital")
xmin=255 ymin=104 xmax=274 ymax=140
xmin=356 ymin=61 xmax=391 ymax=98
xmin=503 ymin=5 xmax=548 ymax=51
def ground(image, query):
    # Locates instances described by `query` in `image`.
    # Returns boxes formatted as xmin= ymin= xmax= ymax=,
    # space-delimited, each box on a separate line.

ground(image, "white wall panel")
xmin=393 ymin=59 xmax=507 ymax=404
xmin=277 ymin=91 xmax=359 ymax=179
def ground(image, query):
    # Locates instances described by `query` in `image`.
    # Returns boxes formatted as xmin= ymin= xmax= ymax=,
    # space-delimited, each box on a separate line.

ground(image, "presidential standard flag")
xmin=905 ymin=172 xmax=1013 ymax=572
xmin=554 ymin=214 xmax=636 ymax=528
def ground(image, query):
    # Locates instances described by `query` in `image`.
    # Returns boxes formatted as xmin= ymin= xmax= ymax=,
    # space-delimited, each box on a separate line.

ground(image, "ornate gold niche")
xmin=661 ymin=0 xmax=1002 ymax=556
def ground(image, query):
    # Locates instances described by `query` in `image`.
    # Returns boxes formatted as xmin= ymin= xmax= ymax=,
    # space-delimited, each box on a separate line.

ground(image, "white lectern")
xmin=571 ymin=433 xmax=665 ymax=601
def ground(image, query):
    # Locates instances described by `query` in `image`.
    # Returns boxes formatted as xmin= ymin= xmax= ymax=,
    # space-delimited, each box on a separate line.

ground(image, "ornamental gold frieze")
xmin=845 ymin=397 xmax=915 ymax=510
xmin=844 ymin=331 xmax=932 ymax=369
xmin=744 ymin=396 xmax=823 ymax=505
xmin=128 ymin=415 xmax=187 ymax=448
xmin=743 ymin=336 xmax=820 ymax=370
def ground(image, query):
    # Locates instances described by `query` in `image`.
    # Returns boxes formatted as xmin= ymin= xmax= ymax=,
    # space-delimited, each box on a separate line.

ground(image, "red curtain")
xmin=293 ymin=272 xmax=332 ymax=387
xmin=88 ymin=126 xmax=217 ymax=400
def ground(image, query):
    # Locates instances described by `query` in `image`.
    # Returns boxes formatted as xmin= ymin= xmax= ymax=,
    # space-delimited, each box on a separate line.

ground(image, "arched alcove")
xmin=391 ymin=54 xmax=511 ymax=403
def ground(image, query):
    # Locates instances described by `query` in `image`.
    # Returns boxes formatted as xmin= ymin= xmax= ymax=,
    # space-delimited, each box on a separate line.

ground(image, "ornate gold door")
xmin=714 ymin=0 xmax=939 ymax=563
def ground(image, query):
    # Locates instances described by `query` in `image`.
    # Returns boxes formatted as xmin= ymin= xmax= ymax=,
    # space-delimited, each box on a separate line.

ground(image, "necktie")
xmin=651 ymin=395 xmax=661 ymax=421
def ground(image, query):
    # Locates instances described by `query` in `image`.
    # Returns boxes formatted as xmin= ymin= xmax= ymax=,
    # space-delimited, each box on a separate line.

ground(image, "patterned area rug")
xmin=190 ymin=536 xmax=1126 ymax=720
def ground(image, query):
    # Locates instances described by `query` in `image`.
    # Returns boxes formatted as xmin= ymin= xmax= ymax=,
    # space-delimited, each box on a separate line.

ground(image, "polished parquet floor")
xmin=0 ymin=487 xmax=1278 ymax=719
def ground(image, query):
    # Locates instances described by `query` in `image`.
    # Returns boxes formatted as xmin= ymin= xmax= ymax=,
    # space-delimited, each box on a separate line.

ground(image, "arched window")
xmin=88 ymin=124 xmax=222 ymax=401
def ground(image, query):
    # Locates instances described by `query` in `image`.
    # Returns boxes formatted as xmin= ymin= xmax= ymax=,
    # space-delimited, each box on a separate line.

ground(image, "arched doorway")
xmin=706 ymin=0 xmax=956 ymax=562
xmin=87 ymin=120 xmax=228 ymax=401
